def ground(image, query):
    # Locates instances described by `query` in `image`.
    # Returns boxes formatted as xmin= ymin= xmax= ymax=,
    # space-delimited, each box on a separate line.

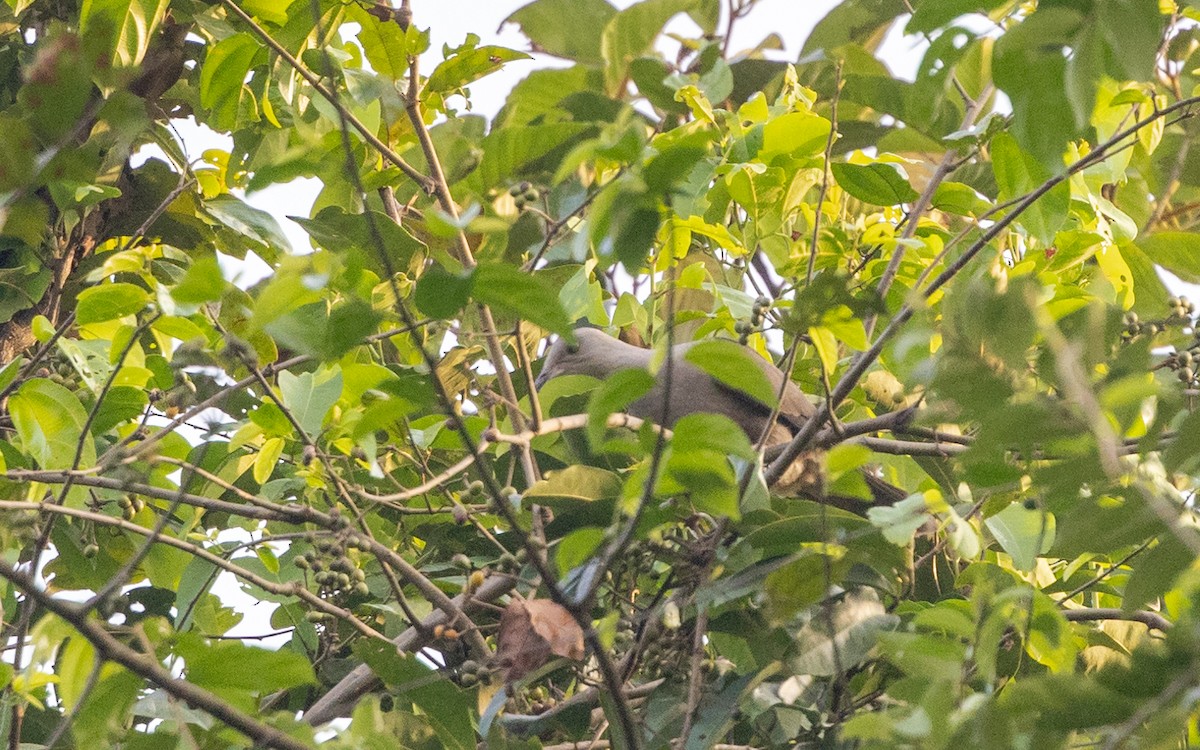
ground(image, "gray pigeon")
xmin=536 ymin=328 xmax=906 ymax=508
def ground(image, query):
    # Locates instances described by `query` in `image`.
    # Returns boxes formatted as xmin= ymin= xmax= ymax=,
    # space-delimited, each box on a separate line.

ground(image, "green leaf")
xmin=1001 ymin=673 xmax=1135 ymax=731
xmin=495 ymin=65 xmax=604 ymax=128
xmin=557 ymin=527 xmax=606 ymax=576
xmin=801 ymin=0 xmax=908 ymax=56
xmin=907 ymin=0 xmax=1010 ymax=34
xmin=763 ymin=550 xmax=849 ymax=624
xmin=266 ymin=299 xmax=381 ymax=362
xmin=471 ymin=264 xmax=574 ymax=337
xmin=525 ymin=465 xmax=623 ymax=503
xmin=56 ymin=633 xmax=97 ymax=711
xmin=278 ymin=367 xmax=343 ymax=438
xmin=414 ymin=264 xmax=472 ymax=319
xmin=1120 ymin=240 xmax=1171 ymax=316
xmin=1136 ymin=232 xmax=1200 ymax=284
xmin=204 ymin=194 xmax=293 ymax=257
xmin=1164 ymin=408 xmax=1200 ymax=474
xmin=1123 ymin=535 xmax=1193 ymax=612
xmin=254 ymin=436 xmax=284 ymax=485
xmin=18 ymin=29 xmax=95 ymax=141
xmin=984 ymin=501 xmax=1055 ymax=572
xmin=427 ymin=45 xmax=531 ymax=95
xmin=993 ymin=8 xmax=1083 ymax=167
xmin=71 ymin=671 xmax=142 ymax=748
xmin=0 ymin=241 xmax=50 ymax=324
xmin=876 ymin=631 xmax=969 ymax=682
xmin=759 ymin=111 xmax=833 ymax=160
xmin=80 ymin=0 xmax=170 ymax=68
xmin=601 ymin=0 xmax=698 ymax=96
xmin=683 ymin=340 xmax=779 ymax=410
xmin=668 ymin=413 xmax=755 ymax=518
xmin=506 ymin=0 xmax=617 ymax=63
xmin=9 ymin=379 xmax=96 ymax=472
xmin=291 ymin=207 xmax=426 ymax=272
xmin=91 ymin=386 xmax=148 ymax=435
xmin=831 ymin=162 xmax=920 ymax=206
xmin=0 ymin=358 xmax=22 ymax=395
xmin=1097 ymin=0 xmax=1163 ymax=81
xmin=587 ymin=367 xmax=655 ymax=447
xmin=198 ymin=33 xmax=260 ymax=131
xmin=356 ymin=641 xmax=476 ymax=750
xmin=177 ymin=636 xmax=316 ymax=695
xmin=349 ymin=4 xmax=413 ymax=79
xmin=867 ymin=494 xmax=930 ymax=546
xmin=76 ymin=283 xmax=149 ymax=324
xmin=990 ymin=132 xmax=1069 ymax=246
xmin=171 ymin=256 xmax=226 ymax=304
xmin=931 ymin=181 xmax=987 ymax=215
xmin=241 ymin=0 xmax=294 ymax=25
xmin=471 ymin=122 xmax=593 ymax=190
xmin=683 ymin=669 xmax=777 ymax=750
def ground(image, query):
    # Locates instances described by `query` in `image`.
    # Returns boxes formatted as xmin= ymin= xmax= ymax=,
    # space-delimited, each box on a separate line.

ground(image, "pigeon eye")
xmin=566 ymin=342 xmax=580 ymax=354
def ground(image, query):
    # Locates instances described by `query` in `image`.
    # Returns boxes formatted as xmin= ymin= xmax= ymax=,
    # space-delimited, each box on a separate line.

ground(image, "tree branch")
xmin=1062 ymin=607 xmax=1171 ymax=632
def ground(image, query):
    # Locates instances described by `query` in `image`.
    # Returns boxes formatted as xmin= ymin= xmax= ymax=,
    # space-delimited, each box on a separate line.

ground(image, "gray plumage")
xmin=536 ymin=328 xmax=905 ymax=508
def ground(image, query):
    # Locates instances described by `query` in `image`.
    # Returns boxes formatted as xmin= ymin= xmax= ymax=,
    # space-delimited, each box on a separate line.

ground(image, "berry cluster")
xmin=1122 ymin=295 xmax=1195 ymax=339
xmin=735 ymin=295 xmax=773 ymax=344
xmin=116 ymin=494 xmax=145 ymax=521
xmin=294 ymin=526 xmax=370 ymax=621
xmin=509 ymin=181 xmax=540 ymax=210
xmin=1135 ymin=296 xmax=1200 ymax=387
xmin=454 ymin=658 xmax=491 ymax=688
xmin=461 ymin=478 xmax=518 ymax=505
xmin=32 ymin=353 xmax=77 ymax=389
xmin=639 ymin=623 xmax=695 ymax=681
xmin=506 ymin=684 xmax=559 ymax=715
xmin=1166 ymin=348 xmax=1200 ymax=386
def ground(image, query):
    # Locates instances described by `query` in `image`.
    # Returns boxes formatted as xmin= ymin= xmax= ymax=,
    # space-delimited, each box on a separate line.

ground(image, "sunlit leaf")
xmin=9 ymin=379 xmax=95 ymax=472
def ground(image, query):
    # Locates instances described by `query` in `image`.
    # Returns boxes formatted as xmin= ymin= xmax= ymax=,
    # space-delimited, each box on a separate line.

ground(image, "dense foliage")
xmin=1 ymin=0 xmax=1200 ymax=747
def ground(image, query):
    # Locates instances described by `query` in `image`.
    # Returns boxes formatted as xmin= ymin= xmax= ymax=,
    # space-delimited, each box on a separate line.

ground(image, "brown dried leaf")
xmin=524 ymin=599 xmax=585 ymax=661
xmin=495 ymin=598 xmax=584 ymax=682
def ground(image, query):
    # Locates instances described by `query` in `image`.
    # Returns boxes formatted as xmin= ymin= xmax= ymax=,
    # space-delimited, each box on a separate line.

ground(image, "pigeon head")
xmin=535 ymin=328 xmax=644 ymax=389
